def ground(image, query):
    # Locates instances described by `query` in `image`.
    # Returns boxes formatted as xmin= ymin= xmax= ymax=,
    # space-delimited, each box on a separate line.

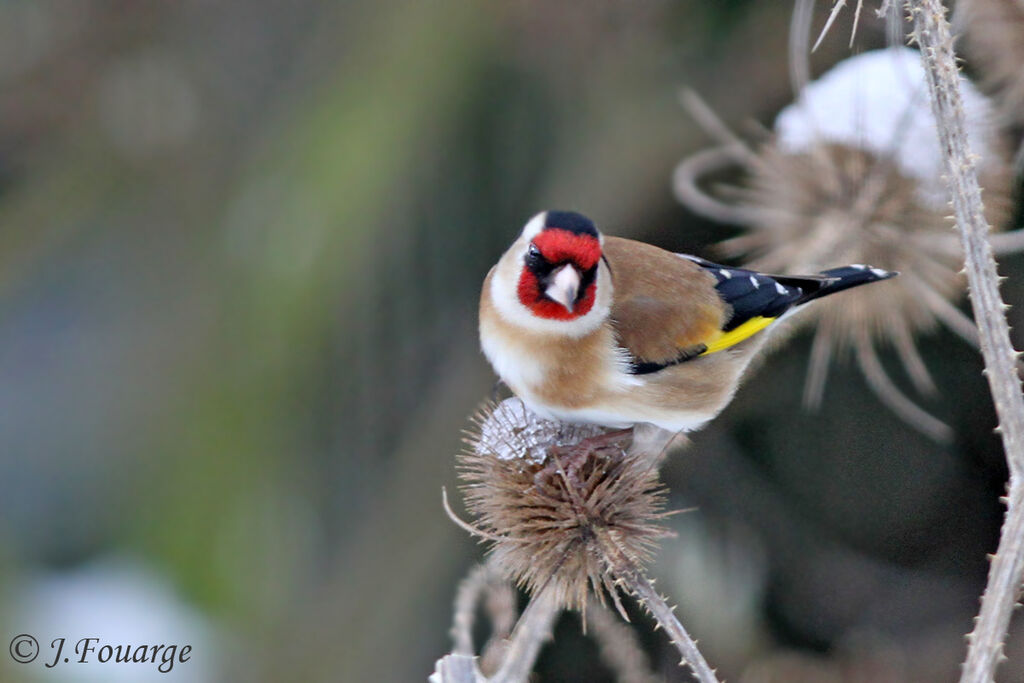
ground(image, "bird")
xmin=478 ymin=210 xmax=897 ymax=434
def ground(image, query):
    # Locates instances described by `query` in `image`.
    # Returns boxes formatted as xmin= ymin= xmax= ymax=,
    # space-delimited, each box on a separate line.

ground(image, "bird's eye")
xmin=526 ymin=244 xmax=544 ymax=269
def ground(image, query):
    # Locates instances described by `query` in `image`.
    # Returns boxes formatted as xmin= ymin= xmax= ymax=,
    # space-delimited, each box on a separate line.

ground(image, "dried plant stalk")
xmin=907 ymin=1 xmax=1024 ymax=681
xmin=586 ymin=602 xmax=662 ymax=683
xmin=451 ymin=564 xmax=494 ymax=657
xmin=431 ymin=655 xmax=486 ymax=683
xmin=489 ymin=589 xmax=560 ymax=683
xmin=434 ymin=578 xmax=556 ymax=683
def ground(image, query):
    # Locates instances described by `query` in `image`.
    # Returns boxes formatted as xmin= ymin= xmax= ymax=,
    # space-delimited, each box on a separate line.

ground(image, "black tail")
xmin=680 ymin=253 xmax=898 ymax=332
xmin=793 ymin=264 xmax=898 ymax=305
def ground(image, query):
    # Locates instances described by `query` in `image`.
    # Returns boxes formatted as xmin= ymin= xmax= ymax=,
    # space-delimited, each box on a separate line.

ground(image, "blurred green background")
xmin=0 ymin=1 xmax=1021 ymax=681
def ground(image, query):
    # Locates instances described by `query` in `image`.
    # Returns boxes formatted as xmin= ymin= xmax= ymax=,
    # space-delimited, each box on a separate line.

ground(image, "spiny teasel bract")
xmin=674 ymin=47 xmax=1018 ymax=442
xmin=458 ymin=398 xmax=672 ymax=612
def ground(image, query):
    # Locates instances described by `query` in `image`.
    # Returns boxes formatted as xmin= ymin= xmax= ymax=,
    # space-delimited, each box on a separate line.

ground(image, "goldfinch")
xmin=479 ymin=210 xmax=896 ymax=433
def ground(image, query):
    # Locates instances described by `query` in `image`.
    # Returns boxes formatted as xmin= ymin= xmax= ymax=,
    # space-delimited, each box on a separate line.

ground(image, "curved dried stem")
xmin=442 ymin=487 xmax=505 ymax=542
xmin=489 ymin=588 xmax=560 ymax=683
xmin=803 ymin=323 xmax=834 ymax=409
xmin=891 ymin=318 xmax=938 ymax=395
xmin=907 ymin=2 xmax=1024 ymax=681
xmin=586 ymin=602 xmax=662 ymax=683
xmin=452 ymin=564 xmax=496 ymax=656
xmin=450 ymin=560 xmax=518 ymax=669
xmin=855 ymin=329 xmax=953 ymax=443
xmin=678 ymin=89 xmax=759 ymax=161
xmin=478 ymin=577 xmax=518 ymax=674
xmin=913 ymin=279 xmax=981 ymax=347
xmin=672 ymin=146 xmax=761 ymax=226
xmin=790 ymin=0 xmax=816 ymax=97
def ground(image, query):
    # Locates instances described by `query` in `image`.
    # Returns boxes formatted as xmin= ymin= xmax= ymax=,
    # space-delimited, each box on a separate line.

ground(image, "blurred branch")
xmin=586 ymin=602 xmax=662 ymax=683
xmin=452 ymin=564 xmax=498 ymax=656
xmin=489 ymin=589 xmax=560 ymax=683
xmin=431 ymin=654 xmax=486 ymax=683
xmin=907 ymin=1 xmax=1024 ymax=681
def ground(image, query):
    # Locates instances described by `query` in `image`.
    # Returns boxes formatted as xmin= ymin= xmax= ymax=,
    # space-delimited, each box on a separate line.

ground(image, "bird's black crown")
xmin=544 ymin=211 xmax=598 ymax=238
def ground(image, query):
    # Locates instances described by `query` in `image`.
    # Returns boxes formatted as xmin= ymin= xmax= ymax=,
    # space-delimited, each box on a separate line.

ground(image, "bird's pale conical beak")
xmin=545 ymin=263 xmax=581 ymax=313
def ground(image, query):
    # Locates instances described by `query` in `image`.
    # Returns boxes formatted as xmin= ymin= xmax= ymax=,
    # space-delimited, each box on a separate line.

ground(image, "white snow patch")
xmin=775 ymin=47 xmax=997 ymax=210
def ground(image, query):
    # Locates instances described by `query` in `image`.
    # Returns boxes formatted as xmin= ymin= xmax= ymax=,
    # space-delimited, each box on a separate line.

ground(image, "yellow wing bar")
xmin=699 ymin=315 xmax=776 ymax=356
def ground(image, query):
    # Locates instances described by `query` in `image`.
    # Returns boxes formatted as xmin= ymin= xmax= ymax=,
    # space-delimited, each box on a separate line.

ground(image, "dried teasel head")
xmin=674 ymin=47 xmax=1019 ymax=442
xmin=456 ymin=397 xmax=672 ymax=611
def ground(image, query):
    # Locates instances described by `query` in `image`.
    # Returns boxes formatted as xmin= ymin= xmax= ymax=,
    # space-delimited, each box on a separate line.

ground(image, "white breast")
xmin=479 ymin=322 xmax=546 ymax=392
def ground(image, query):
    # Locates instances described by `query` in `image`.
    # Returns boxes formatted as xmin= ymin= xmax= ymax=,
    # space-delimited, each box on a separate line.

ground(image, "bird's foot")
xmin=539 ymin=428 xmax=634 ymax=489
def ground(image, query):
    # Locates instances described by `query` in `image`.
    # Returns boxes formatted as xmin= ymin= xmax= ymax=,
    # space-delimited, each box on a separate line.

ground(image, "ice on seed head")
xmin=476 ymin=397 xmax=607 ymax=464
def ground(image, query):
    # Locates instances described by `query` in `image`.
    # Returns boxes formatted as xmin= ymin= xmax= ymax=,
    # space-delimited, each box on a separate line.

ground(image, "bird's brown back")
xmin=603 ymin=236 xmax=726 ymax=364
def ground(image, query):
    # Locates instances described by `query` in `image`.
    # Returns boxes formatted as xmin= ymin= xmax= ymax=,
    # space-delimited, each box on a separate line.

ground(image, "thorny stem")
xmin=597 ymin=529 xmax=720 ymax=683
xmin=967 ymin=483 xmax=1024 ymax=681
xmin=908 ymin=1 xmax=1024 ymax=681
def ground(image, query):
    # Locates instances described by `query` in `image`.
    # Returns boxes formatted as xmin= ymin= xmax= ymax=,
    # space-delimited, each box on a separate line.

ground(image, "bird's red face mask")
xmin=517 ymin=228 xmax=602 ymax=320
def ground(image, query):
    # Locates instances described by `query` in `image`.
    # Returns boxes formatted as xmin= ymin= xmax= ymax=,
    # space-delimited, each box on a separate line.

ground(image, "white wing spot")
xmin=851 ymin=263 xmax=868 ymax=270
xmin=749 ymin=275 xmax=760 ymax=289
xmin=719 ymin=269 xmax=733 ymax=279
xmin=870 ymin=267 xmax=889 ymax=278
xmin=775 ymin=282 xmax=787 ymax=295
